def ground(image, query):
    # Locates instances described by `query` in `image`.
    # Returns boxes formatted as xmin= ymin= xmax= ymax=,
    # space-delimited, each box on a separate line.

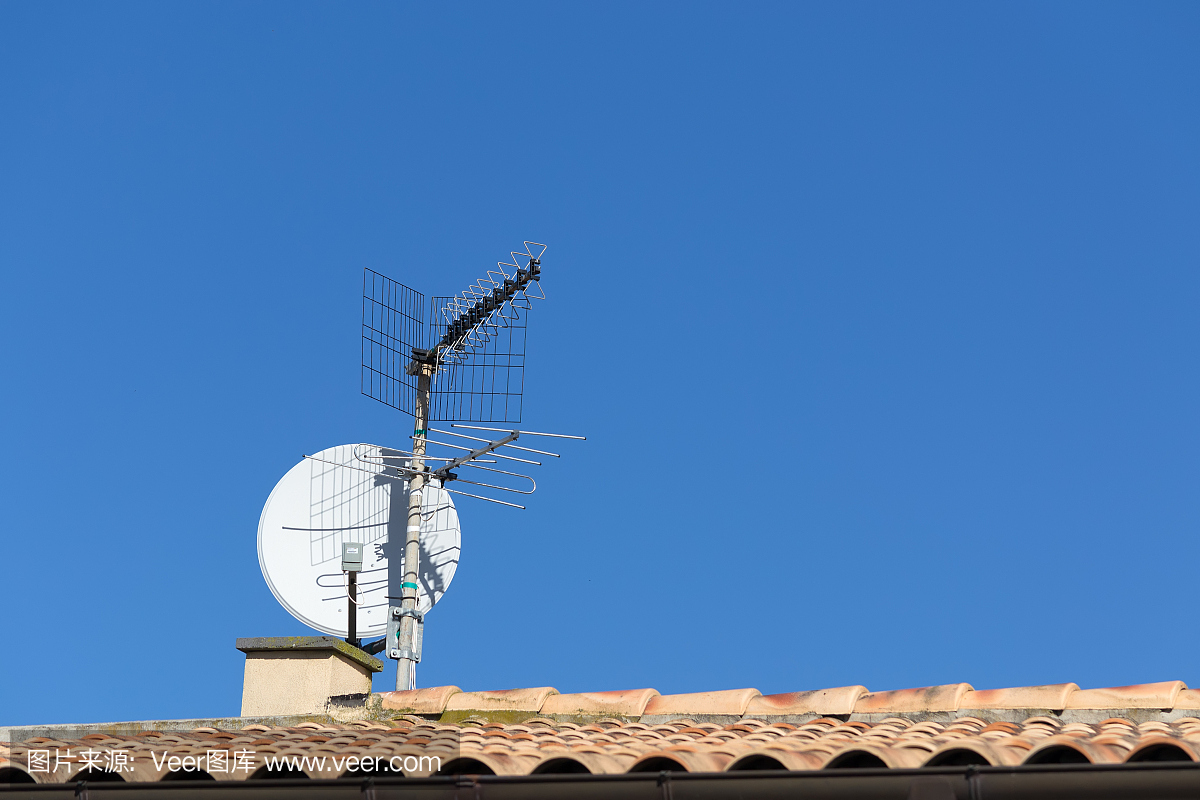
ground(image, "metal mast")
xmin=395 ymin=364 xmax=430 ymax=690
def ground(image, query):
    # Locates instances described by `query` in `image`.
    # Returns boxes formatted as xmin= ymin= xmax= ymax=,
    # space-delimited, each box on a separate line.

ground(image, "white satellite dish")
xmin=257 ymin=444 xmax=461 ymax=638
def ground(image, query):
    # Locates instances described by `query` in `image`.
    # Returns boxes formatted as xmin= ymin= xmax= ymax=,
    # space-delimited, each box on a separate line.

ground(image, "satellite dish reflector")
xmin=257 ymin=444 xmax=461 ymax=638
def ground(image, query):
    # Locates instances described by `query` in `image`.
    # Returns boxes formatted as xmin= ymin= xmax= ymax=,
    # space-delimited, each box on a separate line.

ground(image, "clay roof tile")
xmin=642 ymin=688 xmax=761 ymax=718
xmin=542 ymin=689 xmax=660 ymax=718
xmin=1067 ymin=682 xmax=1187 ymax=710
xmin=745 ymin=686 xmax=867 ymax=717
xmin=445 ymin=687 xmax=560 ymax=714
xmin=854 ymin=684 xmax=974 ymax=714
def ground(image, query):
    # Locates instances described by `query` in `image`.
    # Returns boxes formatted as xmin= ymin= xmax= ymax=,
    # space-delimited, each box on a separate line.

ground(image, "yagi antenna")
xmin=355 ymin=240 xmax=584 ymax=692
xmin=433 ymin=242 xmax=545 ymax=362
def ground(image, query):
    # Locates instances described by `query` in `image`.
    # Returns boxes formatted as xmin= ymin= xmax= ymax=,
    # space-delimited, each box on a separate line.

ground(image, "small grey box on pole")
xmin=341 ymin=542 xmax=363 ymax=647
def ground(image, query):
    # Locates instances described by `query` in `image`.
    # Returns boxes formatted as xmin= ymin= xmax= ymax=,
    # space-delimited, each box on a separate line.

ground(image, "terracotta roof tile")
xmin=826 ymin=742 xmax=927 ymax=769
xmin=444 ymin=687 xmax=559 ymax=714
xmin=959 ymin=683 xmax=1079 ymax=710
xmin=1173 ymin=689 xmax=1200 ymax=709
xmin=629 ymin=748 xmax=732 ymax=773
xmin=643 ymin=689 xmax=762 ymax=718
xmin=1126 ymin=736 xmax=1200 ymax=762
xmin=1066 ymin=681 xmax=1187 ymax=710
xmin=379 ymin=685 xmax=462 ymax=714
xmin=1026 ymin=735 xmax=1125 ymax=764
xmin=854 ymin=684 xmax=975 ymax=713
xmin=541 ymin=689 xmax=660 ymax=718
xmin=745 ymin=686 xmax=867 ymax=717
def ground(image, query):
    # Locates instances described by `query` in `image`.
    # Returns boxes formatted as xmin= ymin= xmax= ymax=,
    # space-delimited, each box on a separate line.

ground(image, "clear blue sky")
xmin=2 ymin=2 xmax=1198 ymax=727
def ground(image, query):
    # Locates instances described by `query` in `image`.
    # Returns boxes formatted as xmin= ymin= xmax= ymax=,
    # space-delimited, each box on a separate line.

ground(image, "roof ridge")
xmin=374 ymin=681 xmax=1196 ymax=720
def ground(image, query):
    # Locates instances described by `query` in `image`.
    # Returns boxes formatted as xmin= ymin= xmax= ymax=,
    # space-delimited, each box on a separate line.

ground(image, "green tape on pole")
xmin=413 ymin=429 xmax=427 ymax=435
xmin=401 ymin=582 xmax=419 ymax=590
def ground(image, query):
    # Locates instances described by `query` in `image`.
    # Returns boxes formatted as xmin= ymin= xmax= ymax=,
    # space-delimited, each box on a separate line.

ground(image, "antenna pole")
xmin=396 ymin=362 xmax=431 ymax=690
xmin=346 ymin=570 xmax=358 ymax=646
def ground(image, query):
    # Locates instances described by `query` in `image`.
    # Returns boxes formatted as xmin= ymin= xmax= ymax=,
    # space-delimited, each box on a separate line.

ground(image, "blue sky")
xmin=2 ymin=2 xmax=1199 ymax=726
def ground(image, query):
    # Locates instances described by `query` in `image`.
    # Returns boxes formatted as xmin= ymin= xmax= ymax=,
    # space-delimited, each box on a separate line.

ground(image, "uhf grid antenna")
xmin=358 ymin=241 xmax=583 ymax=690
xmin=363 ymin=242 xmax=546 ymax=423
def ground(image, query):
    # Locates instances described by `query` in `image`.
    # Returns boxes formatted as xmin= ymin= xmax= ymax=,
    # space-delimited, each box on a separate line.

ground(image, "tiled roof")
xmin=4 ymin=681 xmax=1199 ymax=783
xmin=385 ymin=680 xmax=1200 ymax=722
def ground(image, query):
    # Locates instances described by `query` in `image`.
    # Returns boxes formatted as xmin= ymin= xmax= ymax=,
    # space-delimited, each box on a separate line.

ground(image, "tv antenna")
xmin=357 ymin=241 xmax=584 ymax=690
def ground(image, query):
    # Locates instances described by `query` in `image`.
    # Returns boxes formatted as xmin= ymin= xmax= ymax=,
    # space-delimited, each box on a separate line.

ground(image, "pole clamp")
xmin=389 ymin=647 xmax=421 ymax=663
xmin=390 ymin=607 xmax=423 ymax=622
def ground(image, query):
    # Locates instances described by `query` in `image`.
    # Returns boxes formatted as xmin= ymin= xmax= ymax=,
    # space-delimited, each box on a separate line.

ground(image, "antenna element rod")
xmin=434 ymin=431 xmax=519 ymax=477
xmin=452 ymin=424 xmax=586 ymax=440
